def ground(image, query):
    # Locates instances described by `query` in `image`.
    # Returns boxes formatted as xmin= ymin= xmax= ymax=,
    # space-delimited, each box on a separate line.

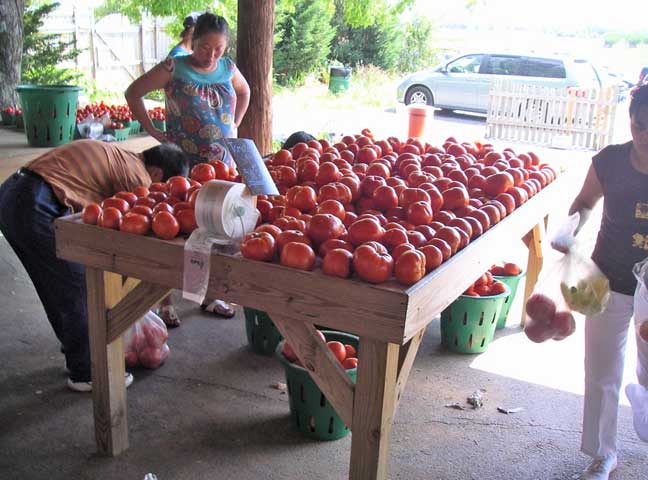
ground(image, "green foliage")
xmin=95 ymin=0 xmax=238 ymax=40
xmin=22 ymin=1 xmax=83 ymax=85
xmin=397 ymin=17 xmax=441 ymax=73
xmin=603 ymin=32 xmax=622 ymax=47
xmin=330 ymin=1 xmax=403 ymax=71
xmin=274 ymin=0 xmax=336 ymax=86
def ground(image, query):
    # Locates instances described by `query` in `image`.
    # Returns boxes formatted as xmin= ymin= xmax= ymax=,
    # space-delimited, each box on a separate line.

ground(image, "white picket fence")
xmin=485 ymin=81 xmax=619 ymax=150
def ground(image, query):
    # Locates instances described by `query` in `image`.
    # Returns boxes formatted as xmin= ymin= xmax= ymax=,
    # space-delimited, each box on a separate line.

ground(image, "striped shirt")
xmin=26 ymin=140 xmax=151 ymax=212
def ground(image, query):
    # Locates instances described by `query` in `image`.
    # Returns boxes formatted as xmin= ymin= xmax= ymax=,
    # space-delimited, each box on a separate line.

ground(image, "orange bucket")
xmin=407 ymin=105 xmax=432 ymax=139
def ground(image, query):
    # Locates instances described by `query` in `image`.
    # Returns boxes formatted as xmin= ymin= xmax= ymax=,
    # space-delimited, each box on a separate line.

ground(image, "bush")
xmin=397 ymin=17 xmax=441 ymax=73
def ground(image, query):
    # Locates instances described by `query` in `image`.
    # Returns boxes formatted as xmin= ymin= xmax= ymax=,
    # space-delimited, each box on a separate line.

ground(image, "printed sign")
xmin=224 ymin=138 xmax=279 ymax=196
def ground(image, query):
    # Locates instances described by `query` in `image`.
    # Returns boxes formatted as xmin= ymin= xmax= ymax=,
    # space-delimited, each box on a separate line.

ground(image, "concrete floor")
xmin=0 ymin=114 xmax=646 ymax=479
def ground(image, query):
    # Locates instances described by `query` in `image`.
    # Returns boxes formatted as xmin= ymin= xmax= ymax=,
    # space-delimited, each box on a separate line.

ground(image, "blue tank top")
xmin=168 ymin=45 xmax=190 ymax=58
xmin=164 ymin=55 xmax=237 ymax=166
xmin=591 ymin=141 xmax=648 ymax=295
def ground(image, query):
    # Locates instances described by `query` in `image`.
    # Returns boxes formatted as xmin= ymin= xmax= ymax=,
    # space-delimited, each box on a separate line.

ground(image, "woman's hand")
xmin=149 ymin=128 xmax=168 ymax=144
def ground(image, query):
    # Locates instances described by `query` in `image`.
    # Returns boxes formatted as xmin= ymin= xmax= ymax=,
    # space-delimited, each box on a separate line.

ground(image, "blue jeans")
xmin=0 ymin=170 xmax=90 ymax=382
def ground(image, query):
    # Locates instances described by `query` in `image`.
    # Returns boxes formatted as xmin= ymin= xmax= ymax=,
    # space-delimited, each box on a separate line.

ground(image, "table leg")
xmin=86 ymin=268 xmax=128 ymax=456
xmin=521 ymin=219 xmax=546 ymax=326
xmin=349 ymin=337 xmax=400 ymax=480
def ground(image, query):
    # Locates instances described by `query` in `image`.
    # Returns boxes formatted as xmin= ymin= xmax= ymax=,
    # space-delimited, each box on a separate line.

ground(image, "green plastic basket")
xmin=16 ymin=84 xmax=80 ymax=147
xmin=15 ymin=115 xmax=24 ymax=130
xmin=1 ymin=111 xmax=16 ymax=126
xmin=440 ymin=285 xmax=510 ymax=354
xmin=152 ymin=119 xmax=166 ymax=132
xmin=493 ymin=271 xmax=526 ymax=329
xmin=105 ymin=127 xmax=130 ymax=141
xmin=244 ymin=308 xmax=283 ymax=356
xmin=128 ymin=120 xmax=141 ymax=135
xmin=276 ymin=330 xmax=358 ymax=441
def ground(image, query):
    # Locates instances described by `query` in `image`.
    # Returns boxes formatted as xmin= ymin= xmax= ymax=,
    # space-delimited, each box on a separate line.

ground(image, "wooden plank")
xmin=520 ymin=222 xmax=545 ymax=326
xmin=107 ymin=282 xmax=172 ymax=343
xmin=121 ymin=277 xmax=140 ymax=298
xmin=86 ymin=269 xmax=129 ymax=456
xmin=270 ymin=314 xmax=354 ymax=426
xmin=394 ymin=327 xmax=425 ymax=413
xmin=56 ymin=215 xmax=410 ymax=343
xmin=349 ymin=338 xmax=400 ymax=480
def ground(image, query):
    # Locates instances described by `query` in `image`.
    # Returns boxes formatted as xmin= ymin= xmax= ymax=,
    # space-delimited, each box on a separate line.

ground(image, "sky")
xmin=415 ymin=0 xmax=647 ymax=32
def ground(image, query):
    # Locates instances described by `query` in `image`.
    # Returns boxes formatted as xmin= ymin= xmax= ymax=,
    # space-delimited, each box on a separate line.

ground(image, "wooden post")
xmin=236 ymin=0 xmax=275 ymax=156
xmin=350 ymin=338 xmax=400 ymax=480
xmin=521 ymin=220 xmax=546 ymax=326
xmin=86 ymin=268 xmax=129 ymax=456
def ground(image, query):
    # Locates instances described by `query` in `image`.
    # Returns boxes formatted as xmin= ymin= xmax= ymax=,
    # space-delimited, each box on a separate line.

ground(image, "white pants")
xmin=582 ymin=289 xmax=648 ymax=457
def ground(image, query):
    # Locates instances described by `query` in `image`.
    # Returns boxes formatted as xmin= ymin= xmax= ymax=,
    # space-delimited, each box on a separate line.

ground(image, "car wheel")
xmin=405 ymin=86 xmax=434 ymax=106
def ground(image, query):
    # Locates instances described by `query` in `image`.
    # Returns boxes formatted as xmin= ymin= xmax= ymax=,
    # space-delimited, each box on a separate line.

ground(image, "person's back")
xmin=26 ymin=139 xmax=150 ymax=211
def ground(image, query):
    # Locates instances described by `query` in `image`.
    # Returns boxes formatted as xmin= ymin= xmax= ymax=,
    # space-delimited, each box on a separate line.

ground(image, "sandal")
xmin=158 ymin=304 xmax=181 ymax=328
xmin=201 ymin=299 xmax=236 ymax=318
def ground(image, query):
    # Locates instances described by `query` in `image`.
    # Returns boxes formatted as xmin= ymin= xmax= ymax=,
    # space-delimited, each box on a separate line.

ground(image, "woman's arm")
xmin=568 ymin=164 xmax=604 ymax=235
xmin=231 ymin=68 xmax=251 ymax=129
xmin=125 ymin=61 xmax=173 ymax=143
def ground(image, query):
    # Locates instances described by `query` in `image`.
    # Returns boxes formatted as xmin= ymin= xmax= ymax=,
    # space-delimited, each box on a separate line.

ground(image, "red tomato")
xmin=175 ymin=209 xmax=198 ymax=234
xmin=483 ymin=172 xmax=514 ymax=198
xmin=316 ymin=199 xmax=346 ymax=220
xmin=209 ymin=160 xmax=230 ymax=180
xmin=149 ymin=182 xmax=169 ymax=193
xmin=255 ymin=224 xmax=282 ymax=239
xmin=434 ymin=227 xmax=461 ymax=254
xmin=405 ymin=230 xmax=427 ymax=248
xmin=360 ymin=175 xmax=387 ymax=198
xmin=406 ymin=201 xmax=433 ymax=226
xmin=132 ymin=186 xmax=150 ymax=198
xmin=322 ymin=248 xmax=353 ymax=278
xmin=240 ymin=231 xmax=276 ymax=261
xmin=190 ymin=163 xmax=216 ymax=183
xmin=131 ymin=205 xmax=154 ymax=218
xmin=120 ymin=213 xmax=151 ymax=235
xmin=327 ymin=341 xmax=347 ymax=363
xmin=480 ymin=204 xmax=501 ymax=226
xmin=148 ymin=191 xmax=167 ymax=204
xmin=152 ymin=202 xmax=173 ymax=215
xmin=318 ymin=182 xmax=352 ymax=205
xmin=315 ymin=162 xmax=342 ymax=186
xmin=348 ymin=217 xmax=385 ymax=246
xmin=318 ymin=238 xmax=354 ymax=257
xmin=276 ymin=229 xmax=312 ymax=253
xmin=382 ymin=228 xmax=409 ymax=251
xmin=503 ymin=262 xmax=521 ymax=276
xmin=280 ymin=242 xmax=316 ymax=271
xmin=98 ymin=207 xmax=122 ymax=229
xmin=115 ymin=191 xmax=138 ymax=207
xmin=287 ymin=185 xmax=317 ymax=211
xmin=151 ymin=211 xmax=180 ymax=240
xmin=399 ymin=188 xmax=430 ymax=209
xmin=352 ymin=241 xmax=394 ymax=284
xmin=135 ymin=196 xmax=157 ymax=209
xmin=419 ymin=245 xmax=443 ymax=272
xmin=101 ymin=197 xmax=130 ymax=214
xmin=442 ymin=187 xmax=469 ymax=211
xmin=307 ymin=214 xmax=345 ymax=245
xmin=82 ymin=203 xmax=102 ymax=225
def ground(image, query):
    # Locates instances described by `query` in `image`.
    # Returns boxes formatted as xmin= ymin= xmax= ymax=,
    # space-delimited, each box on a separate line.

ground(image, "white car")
xmin=397 ymin=53 xmax=603 ymax=113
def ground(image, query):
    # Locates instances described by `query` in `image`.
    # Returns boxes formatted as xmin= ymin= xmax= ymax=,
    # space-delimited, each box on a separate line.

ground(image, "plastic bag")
xmin=76 ymin=114 xmax=105 ymax=140
xmin=549 ymin=212 xmax=580 ymax=253
xmin=559 ymin=251 xmax=610 ymax=316
xmin=633 ymin=258 xmax=648 ymax=343
xmin=124 ymin=311 xmax=170 ymax=369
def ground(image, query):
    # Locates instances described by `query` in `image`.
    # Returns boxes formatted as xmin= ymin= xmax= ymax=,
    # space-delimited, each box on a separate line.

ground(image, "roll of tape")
xmin=183 ymin=180 xmax=258 ymax=304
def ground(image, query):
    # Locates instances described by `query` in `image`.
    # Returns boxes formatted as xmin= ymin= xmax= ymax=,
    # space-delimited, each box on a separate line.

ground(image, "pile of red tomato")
xmin=461 ymin=263 xmax=521 ymax=297
xmin=148 ymin=107 xmax=166 ymax=121
xmin=280 ymin=329 xmax=358 ymax=370
xmin=240 ymin=129 xmax=558 ymax=287
xmin=81 ymin=159 xmax=237 ymax=240
xmin=76 ymin=102 xmax=133 ymax=124
xmin=2 ymin=106 xmax=21 ymax=117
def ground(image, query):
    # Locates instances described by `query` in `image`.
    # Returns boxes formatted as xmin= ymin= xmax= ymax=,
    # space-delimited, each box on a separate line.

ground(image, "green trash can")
xmin=276 ymin=330 xmax=358 ymax=441
xmin=493 ymin=271 xmax=526 ymax=329
xmin=440 ymin=285 xmax=510 ymax=354
xmin=328 ymin=67 xmax=352 ymax=94
xmin=17 ymin=84 xmax=81 ymax=147
xmin=244 ymin=307 xmax=283 ymax=356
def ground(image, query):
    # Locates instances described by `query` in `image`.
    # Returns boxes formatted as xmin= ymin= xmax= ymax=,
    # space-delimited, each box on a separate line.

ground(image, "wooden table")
xmin=55 ymin=176 xmax=564 ymax=479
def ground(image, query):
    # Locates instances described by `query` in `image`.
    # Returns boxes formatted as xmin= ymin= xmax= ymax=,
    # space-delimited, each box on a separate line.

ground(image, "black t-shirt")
xmin=591 ymin=141 xmax=648 ymax=295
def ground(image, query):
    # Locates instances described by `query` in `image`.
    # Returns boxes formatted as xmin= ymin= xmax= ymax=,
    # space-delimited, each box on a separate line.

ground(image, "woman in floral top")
xmin=127 ymin=12 xmax=250 ymax=166
xmin=126 ymin=13 xmax=250 ymax=322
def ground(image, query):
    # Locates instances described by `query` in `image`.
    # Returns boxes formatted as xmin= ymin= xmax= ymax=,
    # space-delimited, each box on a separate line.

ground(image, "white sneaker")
xmin=67 ymin=372 xmax=134 ymax=392
xmin=626 ymin=383 xmax=648 ymax=442
xmin=577 ymin=453 xmax=618 ymax=480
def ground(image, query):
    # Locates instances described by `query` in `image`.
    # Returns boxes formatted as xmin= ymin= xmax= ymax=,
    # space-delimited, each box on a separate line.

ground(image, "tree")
xmin=0 ymin=0 xmax=27 ymax=107
xmin=22 ymin=1 xmax=83 ymax=85
xmin=274 ymin=0 xmax=336 ymax=85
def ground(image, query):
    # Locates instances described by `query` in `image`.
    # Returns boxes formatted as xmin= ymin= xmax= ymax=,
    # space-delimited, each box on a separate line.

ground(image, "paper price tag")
xmin=224 ymin=138 xmax=279 ymax=196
